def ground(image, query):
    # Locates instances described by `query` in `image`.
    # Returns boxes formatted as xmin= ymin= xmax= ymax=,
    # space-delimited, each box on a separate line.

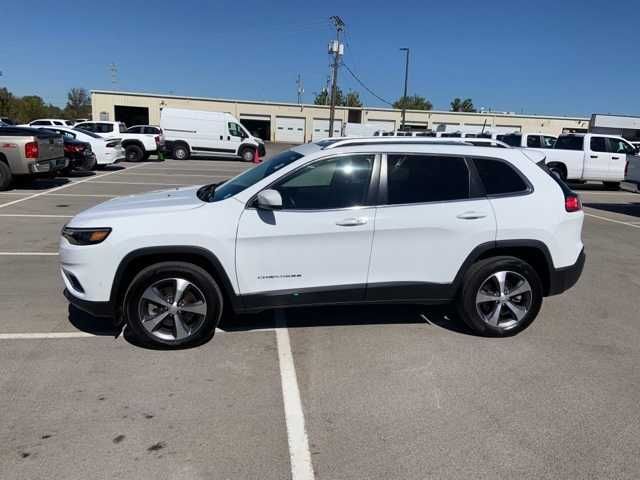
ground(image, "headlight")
xmin=62 ymin=227 xmax=112 ymax=245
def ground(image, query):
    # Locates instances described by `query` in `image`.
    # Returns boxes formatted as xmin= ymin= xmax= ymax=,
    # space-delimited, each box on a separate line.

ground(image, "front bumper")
xmin=64 ymin=288 xmax=114 ymax=318
xmin=548 ymin=248 xmax=585 ymax=296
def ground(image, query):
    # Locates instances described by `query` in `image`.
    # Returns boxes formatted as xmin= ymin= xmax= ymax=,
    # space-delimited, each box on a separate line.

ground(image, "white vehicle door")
xmin=227 ymin=121 xmax=245 ymax=155
xmin=236 ymin=154 xmax=378 ymax=307
xmin=586 ymin=136 xmax=612 ymax=180
xmin=366 ymin=153 xmax=496 ymax=301
xmin=606 ymin=137 xmax=635 ymax=181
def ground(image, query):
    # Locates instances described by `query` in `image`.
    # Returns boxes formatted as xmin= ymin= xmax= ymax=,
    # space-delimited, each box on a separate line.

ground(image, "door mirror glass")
xmin=256 ymin=189 xmax=283 ymax=210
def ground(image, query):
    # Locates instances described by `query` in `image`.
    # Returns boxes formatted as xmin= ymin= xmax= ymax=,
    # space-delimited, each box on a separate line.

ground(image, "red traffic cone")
xmin=253 ymin=147 xmax=261 ymax=164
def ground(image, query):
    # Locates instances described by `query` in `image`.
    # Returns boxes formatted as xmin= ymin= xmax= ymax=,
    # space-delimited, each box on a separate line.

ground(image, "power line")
xmin=341 ymin=62 xmax=394 ymax=107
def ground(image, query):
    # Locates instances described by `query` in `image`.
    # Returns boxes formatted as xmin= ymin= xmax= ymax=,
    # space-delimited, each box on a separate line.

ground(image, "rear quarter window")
xmin=555 ymin=136 xmax=584 ymax=151
xmin=473 ymin=157 xmax=529 ymax=196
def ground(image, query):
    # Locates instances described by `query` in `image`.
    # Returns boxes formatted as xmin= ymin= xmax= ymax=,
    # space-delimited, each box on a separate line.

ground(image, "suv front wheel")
xmin=124 ymin=262 xmax=223 ymax=348
xmin=457 ymin=256 xmax=543 ymax=336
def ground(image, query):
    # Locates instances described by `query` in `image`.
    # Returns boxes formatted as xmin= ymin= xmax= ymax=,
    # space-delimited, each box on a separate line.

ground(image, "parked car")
xmin=60 ymin=137 xmax=585 ymax=348
xmin=0 ymin=126 xmax=66 ymax=190
xmin=621 ymin=154 xmax=640 ymax=193
xmin=160 ymin=108 xmax=265 ymax=161
xmin=74 ymin=121 xmax=164 ymax=162
xmin=21 ymin=118 xmax=76 ymax=127
xmin=61 ymin=136 xmax=96 ymax=173
xmin=39 ymin=126 xmax=125 ymax=167
xmin=127 ymin=125 xmax=162 ymax=135
xmin=497 ymin=133 xmax=557 ymax=148
xmin=0 ymin=117 xmax=16 ymax=125
xmin=530 ymin=133 xmax=638 ymax=186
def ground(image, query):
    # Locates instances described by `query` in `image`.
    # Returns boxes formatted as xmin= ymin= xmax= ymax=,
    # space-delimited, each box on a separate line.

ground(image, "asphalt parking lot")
xmin=1 ymin=143 xmax=639 ymax=480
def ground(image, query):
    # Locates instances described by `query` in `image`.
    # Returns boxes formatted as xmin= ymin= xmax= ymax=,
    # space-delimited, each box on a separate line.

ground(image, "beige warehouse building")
xmin=91 ymin=90 xmax=589 ymax=143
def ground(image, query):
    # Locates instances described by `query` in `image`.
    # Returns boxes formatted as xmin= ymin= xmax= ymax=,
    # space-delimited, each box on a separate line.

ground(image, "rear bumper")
xmin=64 ymin=288 xmax=114 ymax=318
xmin=258 ymin=143 xmax=266 ymax=157
xmin=28 ymin=156 xmax=68 ymax=173
xmin=620 ymin=181 xmax=640 ymax=193
xmin=548 ymin=248 xmax=585 ymax=296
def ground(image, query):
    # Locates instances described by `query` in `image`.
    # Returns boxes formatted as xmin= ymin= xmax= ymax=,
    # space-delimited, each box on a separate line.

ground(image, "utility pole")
xmin=109 ymin=63 xmax=118 ymax=85
xmin=296 ymin=74 xmax=304 ymax=105
xmin=399 ymin=47 xmax=410 ymax=131
xmin=328 ymin=15 xmax=344 ymax=138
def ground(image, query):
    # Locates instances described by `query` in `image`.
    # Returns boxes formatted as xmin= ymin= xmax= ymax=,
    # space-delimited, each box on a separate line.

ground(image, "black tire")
xmin=603 ymin=181 xmax=620 ymax=190
xmin=124 ymin=261 xmax=223 ymax=348
xmin=173 ymin=144 xmax=190 ymax=160
xmin=0 ymin=161 xmax=13 ymax=190
xmin=456 ymin=256 xmax=543 ymax=337
xmin=125 ymin=144 xmax=144 ymax=162
xmin=239 ymin=146 xmax=255 ymax=162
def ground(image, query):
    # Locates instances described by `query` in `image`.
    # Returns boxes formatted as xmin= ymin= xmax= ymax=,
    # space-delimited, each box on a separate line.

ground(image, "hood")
xmin=70 ymin=185 xmax=205 ymax=225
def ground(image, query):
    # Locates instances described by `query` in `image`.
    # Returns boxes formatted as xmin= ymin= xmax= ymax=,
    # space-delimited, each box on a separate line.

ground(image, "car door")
xmin=235 ymin=153 xmax=378 ymax=308
xmin=366 ymin=153 xmax=496 ymax=301
xmin=606 ymin=137 xmax=635 ymax=180
xmin=585 ymin=136 xmax=612 ymax=179
xmin=227 ymin=122 xmax=244 ymax=154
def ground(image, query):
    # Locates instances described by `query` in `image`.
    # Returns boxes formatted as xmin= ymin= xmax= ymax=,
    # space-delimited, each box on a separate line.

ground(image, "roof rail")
xmin=322 ymin=137 xmax=509 ymax=149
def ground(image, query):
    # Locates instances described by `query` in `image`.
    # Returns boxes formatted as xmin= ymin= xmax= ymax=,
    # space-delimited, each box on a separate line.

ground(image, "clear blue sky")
xmin=2 ymin=0 xmax=638 ymax=117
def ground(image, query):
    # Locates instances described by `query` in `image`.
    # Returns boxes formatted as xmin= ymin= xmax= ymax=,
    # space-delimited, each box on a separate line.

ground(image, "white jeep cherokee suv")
xmin=60 ymin=138 xmax=585 ymax=347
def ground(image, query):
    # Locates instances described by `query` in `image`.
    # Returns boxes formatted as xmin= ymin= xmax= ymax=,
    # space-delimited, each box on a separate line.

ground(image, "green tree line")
xmin=0 ymin=87 xmax=91 ymax=124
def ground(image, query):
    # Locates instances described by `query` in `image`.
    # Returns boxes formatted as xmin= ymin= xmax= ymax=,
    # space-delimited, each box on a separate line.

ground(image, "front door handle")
xmin=456 ymin=211 xmax=487 ymax=220
xmin=590 ymin=155 xmax=599 ymax=159
xmin=612 ymin=156 xmax=620 ymax=160
xmin=336 ymin=217 xmax=368 ymax=227
xmin=220 ymin=135 xmax=223 ymax=140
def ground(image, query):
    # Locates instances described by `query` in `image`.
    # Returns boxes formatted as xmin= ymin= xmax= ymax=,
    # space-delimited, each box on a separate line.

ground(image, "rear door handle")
xmin=590 ymin=155 xmax=599 ymax=159
xmin=456 ymin=211 xmax=487 ymax=220
xmin=336 ymin=217 xmax=368 ymax=227
xmin=612 ymin=156 xmax=620 ymax=160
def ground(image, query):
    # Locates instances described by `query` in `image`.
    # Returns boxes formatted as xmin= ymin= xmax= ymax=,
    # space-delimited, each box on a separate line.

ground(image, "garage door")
xmin=367 ymin=119 xmax=395 ymax=134
xmin=275 ymin=117 xmax=305 ymax=143
xmin=312 ymin=119 xmax=342 ymax=141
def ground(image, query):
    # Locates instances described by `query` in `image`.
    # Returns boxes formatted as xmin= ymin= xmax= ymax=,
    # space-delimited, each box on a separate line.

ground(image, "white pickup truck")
xmin=73 ymin=121 xmax=164 ymax=162
xmin=529 ymin=133 xmax=638 ymax=187
xmin=621 ymin=155 xmax=640 ymax=193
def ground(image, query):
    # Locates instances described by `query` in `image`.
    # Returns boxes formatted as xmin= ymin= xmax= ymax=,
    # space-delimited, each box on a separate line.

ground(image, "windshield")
xmin=198 ymin=149 xmax=304 ymax=202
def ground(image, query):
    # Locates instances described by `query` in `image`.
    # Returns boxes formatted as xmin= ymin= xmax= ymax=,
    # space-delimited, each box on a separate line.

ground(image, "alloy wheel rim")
xmin=138 ymin=277 xmax=208 ymax=341
xmin=475 ymin=271 xmax=532 ymax=330
xmin=176 ymin=149 xmax=186 ymax=159
xmin=243 ymin=150 xmax=253 ymax=161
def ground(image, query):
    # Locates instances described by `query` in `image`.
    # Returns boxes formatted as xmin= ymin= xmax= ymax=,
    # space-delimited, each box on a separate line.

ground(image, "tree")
xmin=0 ymin=88 xmax=18 ymax=120
xmin=14 ymin=96 xmax=49 ymax=123
xmin=64 ymin=87 xmax=91 ymax=119
xmin=450 ymin=97 xmax=476 ymax=112
xmin=393 ymin=95 xmax=433 ymax=111
xmin=343 ymin=90 xmax=362 ymax=108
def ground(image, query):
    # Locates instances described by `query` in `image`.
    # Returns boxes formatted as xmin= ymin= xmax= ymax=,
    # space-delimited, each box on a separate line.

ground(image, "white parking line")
xmin=0 ymin=163 xmax=148 ymax=209
xmin=585 ymin=212 xmax=640 ymax=229
xmin=0 ymin=192 xmax=116 ymax=198
xmin=88 ymin=180 xmax=190 ymax=186
xmin=275 ymin=311 xmax=315 ymax=480
xmin=0 ymin=252 xmax=58 ymax=256
xmin=0 ymin=214 xmax=73 ymax=218
xmin=118 ymin=172 xmax=229 ymax=178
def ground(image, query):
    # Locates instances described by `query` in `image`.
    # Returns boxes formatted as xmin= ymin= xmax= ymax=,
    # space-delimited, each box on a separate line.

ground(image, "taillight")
xmin=624 ymin=161 xmax=629 ymax=177
xmin=64 ymin=144 xmax=84 ymax=154
xmin=25 ymin=141 xmax=39 ymax=158
xmin=154 ymin=135 xmax=160 ymax=145
xmin=565 ymin=194 xmax=581 ymax=212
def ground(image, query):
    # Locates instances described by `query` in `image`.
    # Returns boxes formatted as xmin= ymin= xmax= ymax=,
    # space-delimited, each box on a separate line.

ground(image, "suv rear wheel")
xmin=457 ymin=256 xmax=543 ymax=336
xmin=0 ymin=161 xmax=13 ymax=190
xmin=124 ymin=262 xmax=223 ymax=348
xmin=173 ymin=144 xmax=190 ymax=160
xmin=125 ymin=144 xmax=144 ymax=162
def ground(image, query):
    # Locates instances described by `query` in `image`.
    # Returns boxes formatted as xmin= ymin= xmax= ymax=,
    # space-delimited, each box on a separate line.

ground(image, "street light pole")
xmin=400 ymin=47 xmax=409 ymax=131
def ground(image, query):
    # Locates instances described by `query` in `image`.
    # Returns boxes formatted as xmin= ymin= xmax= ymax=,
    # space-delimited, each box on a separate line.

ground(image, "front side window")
xmin=607 ymin=137 xmax=634 ymax=155
xmin=590 ymin=137 xmax=606 ymax=152
xmin=97 ymin=123 xmax=114 ymax=133
xmin=526 ymin=135 xmax=542 ymax=148
xmin=542 ymin=136 xmax=556 ymax=148
xmin=143 ymin=127 xmax=159 ymax=134
xmin=228 ymin=122 xmax=244 ymax=138
xmin=273 ymin=155 xmax=374 ymax=210
xmin=474 ymin=157 xmax=529 ymax=195
xmin=386 ymin=155 xmax=469 ymax=205
xmin=75 ymin=123 xmax=94 ymax=132
xmin=500 ymin=134 xmax=522 ymax=147
xmin=200 ymin=149 xmax=305 ymax=202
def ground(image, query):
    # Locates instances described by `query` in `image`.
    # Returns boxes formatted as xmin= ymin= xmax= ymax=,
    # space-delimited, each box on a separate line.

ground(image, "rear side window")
xmin=474 ymin=157 xmax=529 ymax=196
xmin=555 ymin=136 xmax=584 ymax=150
xmin=127 ymin=127 xmax=141 ymax=133
xmin=542 ymin=136 xmax=556 ymax=148
xmin=590 ymin=137 xmax=606 ymax=152
xmin=143 ymin=127 xmax=159 ymax=134
xmin=76 ymin=123 xmax=94 ymax=132
xmin=500 ymin=134 xmax=522 ymax=147
xmin=386 ymin=155 xmax=469 ymax=204
xmin=31 ymin=120 xmax=50 ymax=126
xmin=526 ymin=135 xmax=542 ymax=148
xmin=96 ymin=123 xmax=114 ymax=133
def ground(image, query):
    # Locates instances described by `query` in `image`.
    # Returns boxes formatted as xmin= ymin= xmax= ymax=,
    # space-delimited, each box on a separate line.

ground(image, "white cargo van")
xmin=160 ymin=108 xmax=265 ymax=161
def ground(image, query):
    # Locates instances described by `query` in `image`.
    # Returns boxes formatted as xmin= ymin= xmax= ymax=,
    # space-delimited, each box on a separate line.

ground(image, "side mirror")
xmin=256 ymin=189 xmax=283 ymax=210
